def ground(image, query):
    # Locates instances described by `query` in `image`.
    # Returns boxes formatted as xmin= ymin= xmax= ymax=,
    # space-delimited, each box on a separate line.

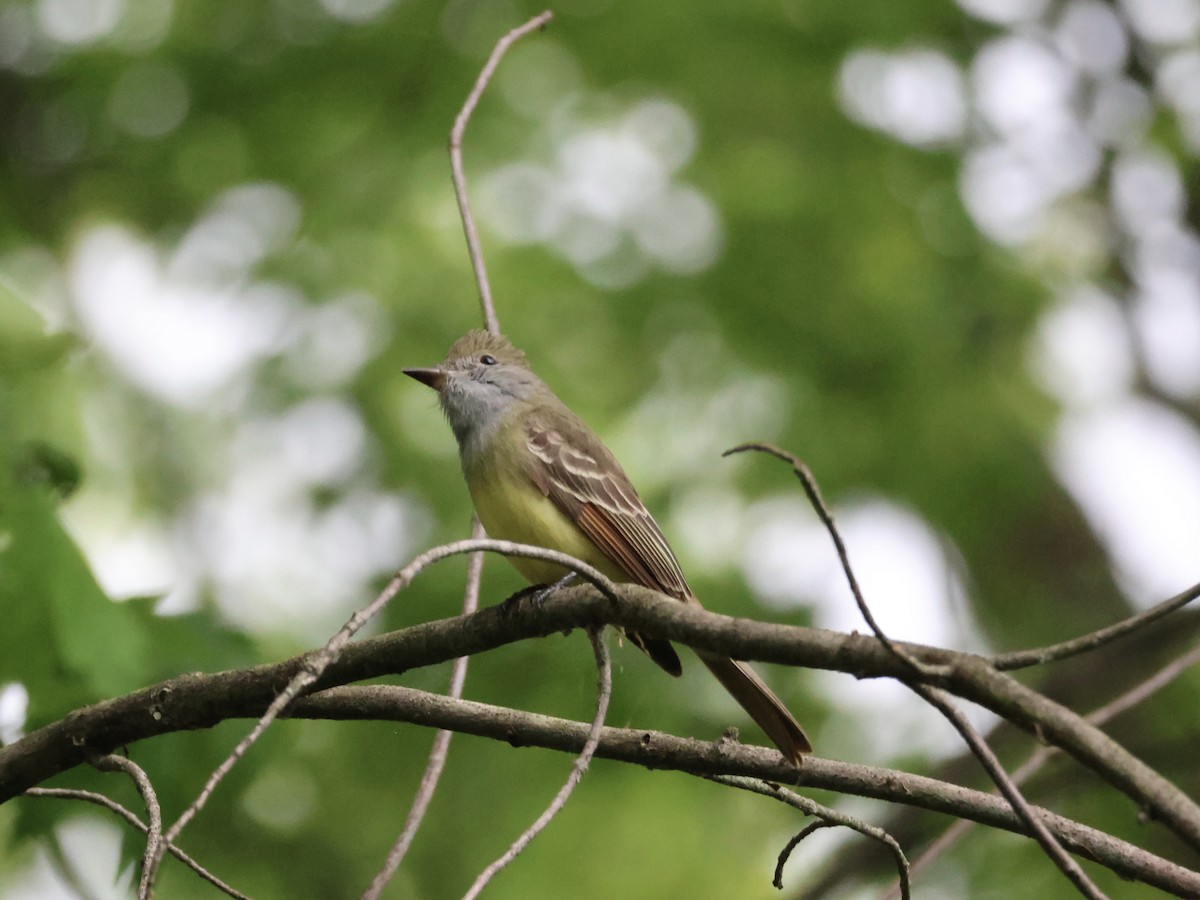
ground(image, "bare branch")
xmin=6 ymin=563 xmax=1200 ymax=853
xmin=149 ymin=538 xmax=622 ymax=889
xmin=992 ymin=581 xmax=1200 ymax=671
xmin=723 ymin=443 xmax=942 ymax=678
xmin=729 ymin=441 xmax=1106 ymax=896
xmin=294 ymin=684 xmax=1199 ymax=895
xmin=449 ymin=10 xmax=553 ymax=334
xmin=363 ymin=519 xmax=489 ymax=899
xmin=707 ymin=776 xmax=910 ymax=898
xmin=914 ymin=685 xmax=1106 ymax=899
xmin=17 ymin=681 xmax=1200 ymax=895
xmin=462 ymin=628 xmax=612 ymax=899
xmin=90 ymin=755 xmax=162 ymax=899
xmin=890 ymin=641 xmax=1200 ymax=898
xmin=26 ymin=788 xmax=248 ymax=899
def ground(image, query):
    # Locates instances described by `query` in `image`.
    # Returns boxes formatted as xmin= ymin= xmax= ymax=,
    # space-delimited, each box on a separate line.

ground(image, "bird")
xmin=404 ymin=329 xmax=811 ymax=763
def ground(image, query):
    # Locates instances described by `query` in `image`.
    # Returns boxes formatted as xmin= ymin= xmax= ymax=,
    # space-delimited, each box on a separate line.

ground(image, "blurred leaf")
xmin=0 ymin=458 xmax=149 ymax=715
xmin=12 ymin=441 xmax=82 ymax=499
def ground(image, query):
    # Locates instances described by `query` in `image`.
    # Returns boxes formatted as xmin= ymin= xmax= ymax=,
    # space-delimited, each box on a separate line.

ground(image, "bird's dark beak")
xmin=403 ymin=366 xmax=446 ymax=391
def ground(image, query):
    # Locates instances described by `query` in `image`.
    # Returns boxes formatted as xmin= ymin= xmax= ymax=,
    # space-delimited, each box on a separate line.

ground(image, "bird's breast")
xmin=464 ymin=446 xmax=623 ymax=585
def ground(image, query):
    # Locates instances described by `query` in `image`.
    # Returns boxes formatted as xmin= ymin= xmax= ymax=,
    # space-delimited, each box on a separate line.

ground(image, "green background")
xmin=2 ymin=0 xmax=1199 ymax=897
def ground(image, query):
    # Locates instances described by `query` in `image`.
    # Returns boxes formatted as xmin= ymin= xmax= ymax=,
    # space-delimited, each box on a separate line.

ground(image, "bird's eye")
xmin=480 ymin=354 xmax=497 ymax=366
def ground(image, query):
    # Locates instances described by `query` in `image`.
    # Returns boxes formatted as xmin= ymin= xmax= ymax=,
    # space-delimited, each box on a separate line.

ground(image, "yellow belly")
xmin=467 ymin=461 xmax=624 ymax=586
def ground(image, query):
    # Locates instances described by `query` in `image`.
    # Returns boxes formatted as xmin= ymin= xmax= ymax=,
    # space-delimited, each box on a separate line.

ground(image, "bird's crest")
xmin=445 ymin=330 xmax=528 ymax=368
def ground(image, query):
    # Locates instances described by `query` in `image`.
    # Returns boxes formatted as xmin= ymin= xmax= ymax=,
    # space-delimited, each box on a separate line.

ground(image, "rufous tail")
xmin=698 ymin=653 xmax=812 ymax=764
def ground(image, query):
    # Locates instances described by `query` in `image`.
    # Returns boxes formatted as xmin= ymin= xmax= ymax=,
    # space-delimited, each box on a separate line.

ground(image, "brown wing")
xmin=525 ymin=409 xmax=689 ymax=674
xmin=523 ymin=406 xmax=811 ymax=760
xmin=525 ymin=416 xmax=691 ymax=599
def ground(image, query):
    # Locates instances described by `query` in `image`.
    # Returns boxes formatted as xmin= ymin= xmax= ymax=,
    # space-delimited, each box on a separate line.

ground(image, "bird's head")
xmin=404 ymin=330 xmax=544 ymax=447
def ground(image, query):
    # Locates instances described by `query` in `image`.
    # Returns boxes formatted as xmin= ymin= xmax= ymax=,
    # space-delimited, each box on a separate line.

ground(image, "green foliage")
xmin=0 ymin=291 xmax=137 ymax=713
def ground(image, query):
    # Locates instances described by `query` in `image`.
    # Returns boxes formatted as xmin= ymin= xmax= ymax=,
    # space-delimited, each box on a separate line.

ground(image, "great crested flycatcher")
xmin=405 ymin=330 xmax=811 ymax=763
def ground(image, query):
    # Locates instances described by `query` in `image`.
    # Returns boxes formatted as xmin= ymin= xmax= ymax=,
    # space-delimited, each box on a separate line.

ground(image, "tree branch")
xmin=12 ymin=673 xmax=1200 ymax=894
xmin=890 ymin=640 xmax=1200 ymax=898
xmin=4 ymin=572 xmax=1199 ymax=855
xmin=726 ymin=441 xmax=1106 ymax=896
xmin=705 ymin=775 xmax=910 ymax=898
xmin=992 ymin=581 xmax=1200 ymax=671
xmin=462 ymin=628 xmax=611 ymax=898
xmin=27 ymin=787 xmax=248 ymax=899
xmin=283 ymin=686 xmax=1200 ymax=897
xmin=448 ymin=9 xmax=553 ymax=334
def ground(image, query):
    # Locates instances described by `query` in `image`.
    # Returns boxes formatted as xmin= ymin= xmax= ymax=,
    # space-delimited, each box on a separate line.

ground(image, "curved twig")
xmin=362 ymin=519 xmax=489 ymax=899
xmin=90 ymin=755 xmax=163 ymax=900
xmin=778 ymin=823 xmax=833 ymax=889
xmin=461 ymin=628 xmax=612 ymax=899
xmin=729 ymin=441 xmax=1106 ymax=897
xmin=449 ymin=10 xmax=553 ymax=335
xmin=992 ymin=581 xmax=1200 ymax=671
xmin=26 ymin=788 xmax=248 ymax=899
xmin=147 ymin=538 xmax=624 ymax=890
xmin=706 ymin=776 xmax=910 ymax=898
xmin=723 ymin=443 xmax=943 ymax=678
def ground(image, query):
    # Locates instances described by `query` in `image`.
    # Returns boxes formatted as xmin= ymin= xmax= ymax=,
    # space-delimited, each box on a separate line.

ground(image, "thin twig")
xmin=776 ymin=823 xmax=832 ymax=889
xmin=449 ymin=10 xmax=553 ymax=335
xmin=992 ymin=581 xmax=1200 ymax=670
xmin=365 ymin=16 xmax=547 ymax=889
xmin=461 ymin=628 xmax=612 ymax=900
xmin=151 ymin=538 xmax=623 ymax=890
xmin=723 ymin=443 xmax=942 ymax=678
xmin=372 ymin=15 xmax=549 ymax=883
xmin=368 ymin=16 xmax=552 ymax=893
xmin=362 ymin=518 xmax=488 ymax=899
xmin=732 ymin=441 xmax=1105 ymax=897
xmin=90 ymin=755 xmax=162 ymax=899
xmin=26 ymin=788 xmax=249 ymax=899
xmin=914 ymin=685 xmax=1108 ymax=899
xmin=708 ymin=775 xmax=910 ymax=899
xmin=369 ymin=16 xmax=549 ymax=883
xmin=1085 ymin=641 xmax=1200 ymax=723
xmin=886 ymin=641 xmax=1200 ymax=899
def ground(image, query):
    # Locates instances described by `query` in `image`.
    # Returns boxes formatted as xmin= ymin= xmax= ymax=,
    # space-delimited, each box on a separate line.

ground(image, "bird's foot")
xmin=501 ymin=573 xmax=577 ymax=615
xmin=500 ymin=583 xmax=547 ymax=614
xmin=529 ymin=572 xmax=576 ymax=608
